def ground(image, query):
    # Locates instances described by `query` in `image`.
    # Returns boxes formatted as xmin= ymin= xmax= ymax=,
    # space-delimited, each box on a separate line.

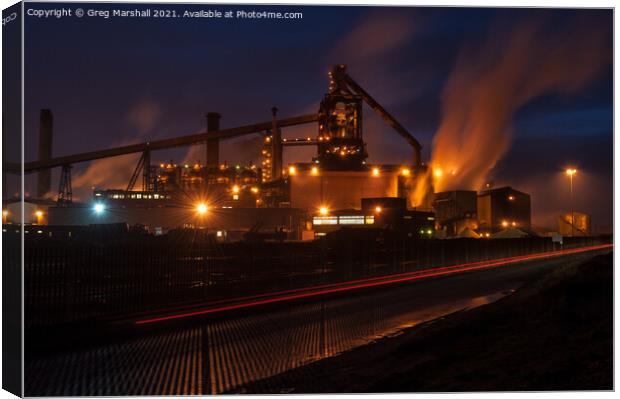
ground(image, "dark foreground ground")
xmin=240 ymin=252 xmax=613 ymax=393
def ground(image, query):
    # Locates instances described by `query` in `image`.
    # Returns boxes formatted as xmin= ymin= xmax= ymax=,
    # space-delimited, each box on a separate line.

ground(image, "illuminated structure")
xmin=432 ymin=190 xmax=478 ymax=237
xmin=316 ymin=73 xmax=367 ymax=170
xmin=477 ymin=187 xmax=531 ymax=233
xmin=261 ymin=134 xmax=273 ymax=182
xmin=311 ymin=197 xmax=434 ymax=238
xmin=28 ymin=65 xmax=434 ymax=238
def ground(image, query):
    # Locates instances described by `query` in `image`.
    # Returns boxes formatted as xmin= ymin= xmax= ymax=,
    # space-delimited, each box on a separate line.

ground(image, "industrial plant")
xmin=4 ymin=65 xmax=584 ymax=242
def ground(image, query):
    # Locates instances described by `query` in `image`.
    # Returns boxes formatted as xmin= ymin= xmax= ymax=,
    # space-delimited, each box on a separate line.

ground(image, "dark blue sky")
xmin=22 ymin=4 xmax=613 ymax=230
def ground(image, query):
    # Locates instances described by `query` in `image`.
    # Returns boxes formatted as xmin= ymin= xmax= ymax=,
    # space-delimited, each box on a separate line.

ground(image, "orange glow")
xmin=508 ymin=195 xmax=515 ymax=201
xmin=501 ymin=220 xmax=508 ymax=227
xmin=319 ymin=206 xmax=329 ymax=216
xmin=288 ymin=166 xmax=297 ymax=175
xmin=2 ymin=209 xmax=8 ymax=217
xmin=196 ymin=203 xmax=209 ymax=215
xmin=232 ymin=185 xmax=240 ymax=194
xmin=511 ymin=221 xmax=517 ymax=227
xmin=400 ymin=168 xmax=410 ymax=176
xmin=311 ymin=166 xmax=319 ymax=175
xmin=565 ymin=168 xmax=577 ymax=176
xmin=35 ymin=210 xmax=44 ymax=218
xmin=433 ymin=167 xmax=443 ymax=178
xmin=372 ymin=167 xmax=380 ymax=176
xmin=375 ymin=206 xmax=382 ymax=213
xmin=250 ymin=187 xmax=259 ymax=194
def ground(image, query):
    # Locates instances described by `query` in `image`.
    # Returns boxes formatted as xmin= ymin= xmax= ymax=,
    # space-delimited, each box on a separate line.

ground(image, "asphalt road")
xmin=24 ymin=248 xmax=610 ymax=396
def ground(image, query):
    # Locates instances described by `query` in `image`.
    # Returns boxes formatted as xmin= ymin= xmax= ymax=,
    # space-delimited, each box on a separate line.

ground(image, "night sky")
xmin=21 ymin=4 xmax=613 ymax=231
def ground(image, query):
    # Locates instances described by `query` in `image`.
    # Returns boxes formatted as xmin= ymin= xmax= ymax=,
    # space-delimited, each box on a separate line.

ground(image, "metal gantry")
xmin=57 ymin=165 xmax=73 ymax=204
xmin=11 ymin=65 xmax=424 ymax=197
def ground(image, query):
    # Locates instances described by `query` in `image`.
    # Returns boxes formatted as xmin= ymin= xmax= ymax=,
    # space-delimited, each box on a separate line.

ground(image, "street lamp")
xmin=565 ymin=168 xmax=577 ymax=237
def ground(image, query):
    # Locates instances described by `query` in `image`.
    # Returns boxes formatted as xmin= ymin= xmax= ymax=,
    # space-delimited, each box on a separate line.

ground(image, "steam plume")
xmin=420 ymin=15 xmax=609 ymax=201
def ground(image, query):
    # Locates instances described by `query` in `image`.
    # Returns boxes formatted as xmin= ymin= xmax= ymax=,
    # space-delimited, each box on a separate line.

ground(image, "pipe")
xmin=20 ymin=113 xmax=319 ymax=174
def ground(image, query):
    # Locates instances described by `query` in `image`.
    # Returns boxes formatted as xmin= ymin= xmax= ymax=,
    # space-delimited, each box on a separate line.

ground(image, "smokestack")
xmin=206 ymin=112 xmax=221 ymax=167
xmin=271 ymin=107 xmax=282 ymax=180
xmin=37 ymin=109 xmax=53 ymax=198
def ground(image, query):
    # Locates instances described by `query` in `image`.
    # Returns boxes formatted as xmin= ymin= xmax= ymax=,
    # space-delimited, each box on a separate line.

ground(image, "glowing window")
xmin=338 ymin=215 xmax=365 ymax=225
xmin=313 ymin=216 xmax=338 ymax=225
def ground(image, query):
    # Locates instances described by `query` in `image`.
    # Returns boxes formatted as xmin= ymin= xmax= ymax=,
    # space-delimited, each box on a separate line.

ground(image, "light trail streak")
xmin=135 ymin=244 xmax=612 ymax=325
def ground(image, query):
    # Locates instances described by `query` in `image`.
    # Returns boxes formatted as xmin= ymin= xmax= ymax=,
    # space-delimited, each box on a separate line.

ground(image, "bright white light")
xmin=196 ymin=203 xmax=208 ymax=215
xmin=94 ymin=203 xmax=105 ymax=214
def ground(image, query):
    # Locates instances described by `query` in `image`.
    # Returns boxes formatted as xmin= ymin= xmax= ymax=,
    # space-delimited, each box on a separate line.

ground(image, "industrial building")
xmin=3 ymin=199 xmax=54 ymax=226
xmin=477 ymin=186 xmax=531 ymax=234
xmin=432 ymin=190 xmax=478 ymax=237
xmin=11 ymin=65 xmax=435 ymax=240
xmin=311 ymin=197 xmax=434 ymax=238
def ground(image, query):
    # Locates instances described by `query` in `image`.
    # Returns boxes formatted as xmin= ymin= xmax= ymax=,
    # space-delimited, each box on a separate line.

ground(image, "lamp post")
xmin=565 ymin=168 xmax=577 ymax=237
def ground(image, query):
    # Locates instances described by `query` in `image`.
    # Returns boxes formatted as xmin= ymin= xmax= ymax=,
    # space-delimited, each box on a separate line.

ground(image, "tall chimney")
xmin=206 ymin=112 xmax=221 ymax=167
xmin=271 ymin=107 xmax=282 ymax=180
xmin=37 ymin=109 xmax=53 ymax=198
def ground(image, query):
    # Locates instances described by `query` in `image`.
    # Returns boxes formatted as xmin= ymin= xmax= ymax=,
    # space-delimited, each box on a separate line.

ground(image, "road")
xmin=25 ymin=246 xmax=611 ymax=396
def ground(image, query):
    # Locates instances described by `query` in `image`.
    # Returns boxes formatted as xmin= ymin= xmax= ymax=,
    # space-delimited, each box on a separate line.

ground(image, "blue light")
xmin=93 ymin=203 xmax=105 ymax=214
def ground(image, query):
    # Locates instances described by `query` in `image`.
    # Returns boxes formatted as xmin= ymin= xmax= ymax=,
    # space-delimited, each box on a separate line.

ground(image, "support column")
xmin=206 ymin=112 xmax=221 ymax=167
xmin=271 ymin=107 xmax=282 ymax=180
xmin=142 ymin=149 xmax=151 ymax=191
xmin=37 ymin=109 xmax=53 ymax=198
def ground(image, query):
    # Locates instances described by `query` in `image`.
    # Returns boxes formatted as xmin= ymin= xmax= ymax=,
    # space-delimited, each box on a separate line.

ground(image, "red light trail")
xmin=135 ymin=244 xmax=612 ymax=325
